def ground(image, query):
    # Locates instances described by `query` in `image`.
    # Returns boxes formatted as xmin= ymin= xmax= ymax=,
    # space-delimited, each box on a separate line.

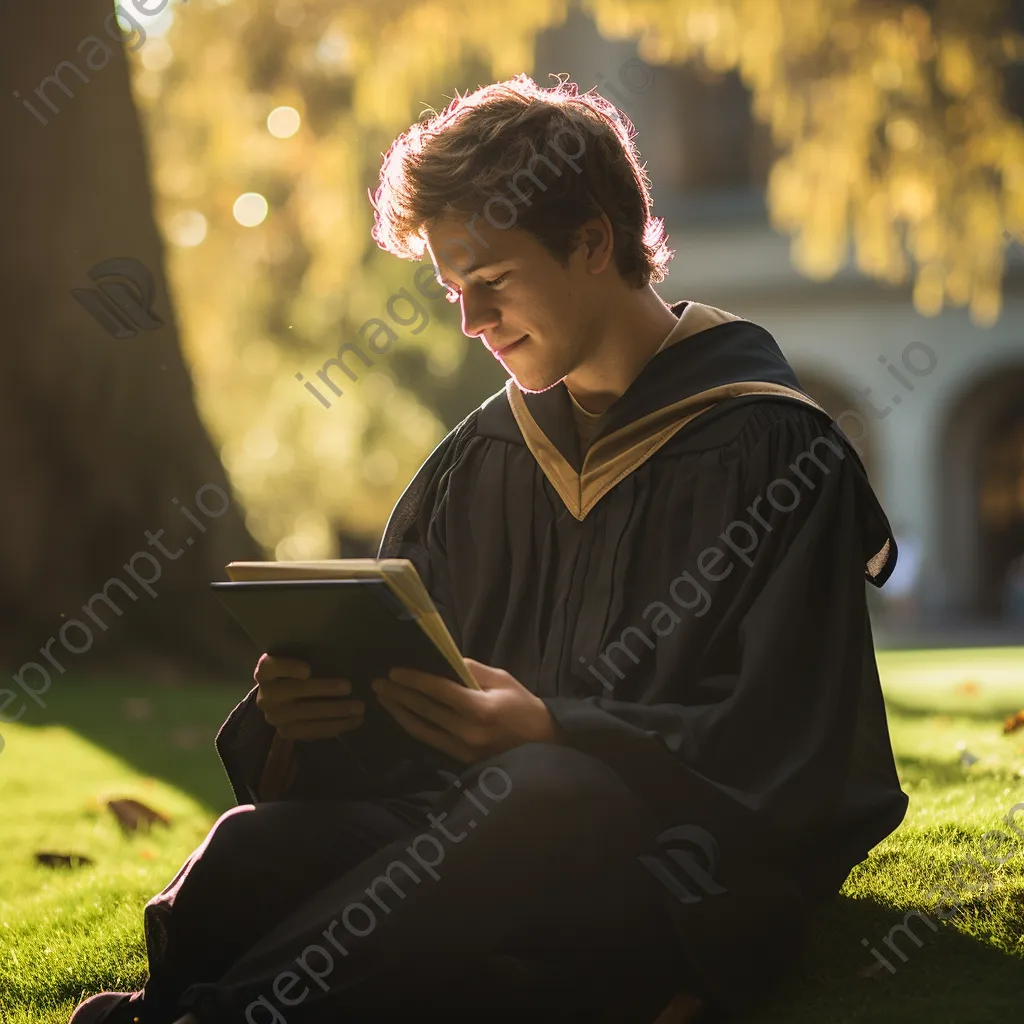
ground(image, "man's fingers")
xmin=278 ymin=715 xmax=365 ymax=741
xmin=255 ymin=654 xmax=311 ymax=683
xmin=373 ymin=678 xmax=465 ymax=732
xmin=376 ymin=694 xmax=475 ymax=763
xmin=272 ymin=698 xmax=365 ymax=726
xmin=386 ymin=668 xmax=476 ymax=710
xmin=258 ymin=677 xmax=352 ymax=707
xmin=283 ymin=677 xmax=353 ymax=698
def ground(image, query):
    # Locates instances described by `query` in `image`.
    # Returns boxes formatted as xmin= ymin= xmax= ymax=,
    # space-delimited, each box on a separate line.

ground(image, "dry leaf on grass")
xmin=857 ymin=960 xmax=892 ymax=980
xmin=1003 ymin=711 xmax=1024 ymax=735
xmin=106 ymin=798 xmax=171 ymax=833
xmin=170 ymin=725 xmax=208 ymax=750
xmin=34 ymin=851 xmax=93 ymax=869
xmin=955 ymin=680 xmax=981 ymax=696
xmin=121 ymin=698 xmax=153 ymax=721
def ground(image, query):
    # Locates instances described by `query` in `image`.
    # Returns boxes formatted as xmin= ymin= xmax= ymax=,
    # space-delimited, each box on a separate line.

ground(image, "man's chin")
xmin=508 ymin=369 xmax=564 ymax=394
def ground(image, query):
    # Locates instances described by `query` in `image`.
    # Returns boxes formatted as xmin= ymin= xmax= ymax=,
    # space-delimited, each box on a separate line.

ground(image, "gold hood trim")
xmin=506 ymin=378 xmax=829 ymax=522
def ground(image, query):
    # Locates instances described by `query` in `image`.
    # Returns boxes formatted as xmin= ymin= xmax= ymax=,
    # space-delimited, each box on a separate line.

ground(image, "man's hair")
xmin=369 ymin=73 xmax=674 ymax=289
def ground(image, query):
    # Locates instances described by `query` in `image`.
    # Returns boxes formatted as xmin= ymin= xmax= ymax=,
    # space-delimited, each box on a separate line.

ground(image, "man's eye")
xmin=441 ymin=272 xmax=508 ymax=303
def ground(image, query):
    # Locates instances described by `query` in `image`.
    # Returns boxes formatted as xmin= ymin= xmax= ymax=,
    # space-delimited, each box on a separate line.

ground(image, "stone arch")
xmin=939 ymin=362 xmax=1024 ymax=619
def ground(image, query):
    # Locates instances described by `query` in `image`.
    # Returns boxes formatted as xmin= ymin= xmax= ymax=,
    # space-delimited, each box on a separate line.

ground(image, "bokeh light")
xmin=232 ymin=192 xmax=269 ymax=227
xmin=166 ymin=210 xmax=208 ymax=247
xmin=267 ymin=106 xmax=301 ymax=138
xmin=141 ymin=38 xmax=174 ymax=72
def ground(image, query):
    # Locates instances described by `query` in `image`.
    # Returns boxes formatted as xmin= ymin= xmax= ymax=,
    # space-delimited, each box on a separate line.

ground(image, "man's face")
xmin=424 ymin=213 xmax=596 ymax=392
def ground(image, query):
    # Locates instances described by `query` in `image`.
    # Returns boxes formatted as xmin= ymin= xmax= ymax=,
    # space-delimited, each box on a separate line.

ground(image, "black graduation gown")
xmin=215 ymin=299 xmax=909 ymax=1014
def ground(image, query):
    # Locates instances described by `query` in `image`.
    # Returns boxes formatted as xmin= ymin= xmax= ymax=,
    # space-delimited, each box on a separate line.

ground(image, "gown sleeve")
xmin=212 ymin=413 xmax=476 ymax=804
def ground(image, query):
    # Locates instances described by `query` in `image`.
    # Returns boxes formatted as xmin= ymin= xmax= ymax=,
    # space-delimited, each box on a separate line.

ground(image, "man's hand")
xmin=254 ymin=654 xmax=365 ymax=741
xmin=371 ymin=658 xmax=565 ymax=764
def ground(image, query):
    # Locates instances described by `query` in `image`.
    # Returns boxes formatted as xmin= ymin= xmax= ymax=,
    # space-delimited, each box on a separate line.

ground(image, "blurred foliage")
xmin=127 ymin=0 xmax=1024 ymax=558
xmin=587 ymin=0 xmax=1024 ymax=324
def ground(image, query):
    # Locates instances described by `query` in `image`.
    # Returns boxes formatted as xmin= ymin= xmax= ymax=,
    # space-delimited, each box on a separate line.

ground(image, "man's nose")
xmin=460 ymin=292 xmax=500 ymax=339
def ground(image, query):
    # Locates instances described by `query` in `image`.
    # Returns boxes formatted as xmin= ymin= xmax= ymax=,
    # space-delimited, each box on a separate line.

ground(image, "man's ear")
xmin=579 ymin=213 xmax=614 ymax=275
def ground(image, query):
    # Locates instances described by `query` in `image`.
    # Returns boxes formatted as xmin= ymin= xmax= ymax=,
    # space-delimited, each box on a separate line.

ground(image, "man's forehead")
xmin=425 ymin=219 xmax=517 ymax=279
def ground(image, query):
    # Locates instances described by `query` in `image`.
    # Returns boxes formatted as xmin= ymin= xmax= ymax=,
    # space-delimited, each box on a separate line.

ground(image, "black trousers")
xmin=140 ymin=743 xmax=693 ymax=1023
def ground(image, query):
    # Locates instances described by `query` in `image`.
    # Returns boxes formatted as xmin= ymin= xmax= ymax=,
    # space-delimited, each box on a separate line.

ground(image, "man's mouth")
xmin=494 ymin=334 xmax=528 ymax=355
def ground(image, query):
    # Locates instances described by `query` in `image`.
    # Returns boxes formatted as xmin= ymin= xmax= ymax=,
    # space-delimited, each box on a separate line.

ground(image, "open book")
xmin=212 ymin=558 xmax=476 ymax=792
xmin=219 ymin=558 xmax=478 ymax=689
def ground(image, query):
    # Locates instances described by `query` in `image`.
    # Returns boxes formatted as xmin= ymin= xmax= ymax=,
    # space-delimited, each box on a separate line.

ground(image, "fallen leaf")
xmin=139 ymin=848 xmax=157 ymax=860
xmin=1003 ymin=711 xmax=1024 ymax=735
xmin=170 ymin=725 xmax=206 ymax=750
xmin=106 ymin=798 xmax=171 ymax=833
xmin=122 ymin=698 xmax=153 ymax=721
xmin=955 ymin=680 xmax=981 ymax=696
xmin=858 ymin=960 xmax=892 ymax=980
xmin=34 ymin=851 xmax=93 ymax=869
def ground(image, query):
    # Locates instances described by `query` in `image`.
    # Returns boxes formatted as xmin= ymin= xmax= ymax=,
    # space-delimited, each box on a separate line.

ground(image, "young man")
xmin=72 ymin=75 xmax=908 ymax=1024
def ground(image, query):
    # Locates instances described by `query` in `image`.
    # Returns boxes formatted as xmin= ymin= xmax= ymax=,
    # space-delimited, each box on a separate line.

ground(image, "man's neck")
xmin=563 ymin=285 xmax=679 ymax=415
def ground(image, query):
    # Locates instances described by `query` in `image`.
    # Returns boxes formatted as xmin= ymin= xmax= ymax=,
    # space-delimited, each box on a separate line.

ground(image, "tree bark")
xmin=0 ymin=0 xmax=261 ymax=678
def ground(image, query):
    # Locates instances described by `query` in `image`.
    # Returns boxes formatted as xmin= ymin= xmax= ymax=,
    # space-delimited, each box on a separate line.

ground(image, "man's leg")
xmin=175 ymin=743 xmax=689 ymax=1023
xmin=139 ymin=796 xmax=431 ymax=1022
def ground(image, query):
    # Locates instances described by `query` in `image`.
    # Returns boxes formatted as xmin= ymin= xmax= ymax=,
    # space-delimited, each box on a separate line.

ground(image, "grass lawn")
xmin=1 ymin=651 xmax=1023 ymax=1023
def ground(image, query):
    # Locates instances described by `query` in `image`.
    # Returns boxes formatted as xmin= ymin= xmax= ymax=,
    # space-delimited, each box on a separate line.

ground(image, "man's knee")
xmin=180 ymin=804 xmax=255 ymax=874
xmin=145 ymin=804 xmax=258 ymax=912
xmin=207 ymin=803 xmax=259 ymax=849
xmin=471 ymin=743 xmax=637 ymax=826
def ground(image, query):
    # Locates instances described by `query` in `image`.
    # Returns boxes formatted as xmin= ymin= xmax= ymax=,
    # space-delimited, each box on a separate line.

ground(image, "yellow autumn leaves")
xmin=585 ymin=0 xmax=1024 ymax=326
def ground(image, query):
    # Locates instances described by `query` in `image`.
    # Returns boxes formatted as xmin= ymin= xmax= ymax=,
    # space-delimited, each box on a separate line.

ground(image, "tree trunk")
xmin=0 ymin=0 xmax=261 ymax=678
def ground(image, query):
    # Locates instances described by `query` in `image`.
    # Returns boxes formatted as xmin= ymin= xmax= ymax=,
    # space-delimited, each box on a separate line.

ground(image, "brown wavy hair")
xmin=369 ymin=73 xmax=674 ymax=289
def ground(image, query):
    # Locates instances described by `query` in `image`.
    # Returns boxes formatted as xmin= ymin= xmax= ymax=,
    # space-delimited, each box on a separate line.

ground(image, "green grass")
xmin=748 ymin=648 xmax=1024 ymax=1023
xmin=1 ymin=653 xmax=1023 ymax=1023
xmin=0 ymin=677 xmax=241 ymax=1023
